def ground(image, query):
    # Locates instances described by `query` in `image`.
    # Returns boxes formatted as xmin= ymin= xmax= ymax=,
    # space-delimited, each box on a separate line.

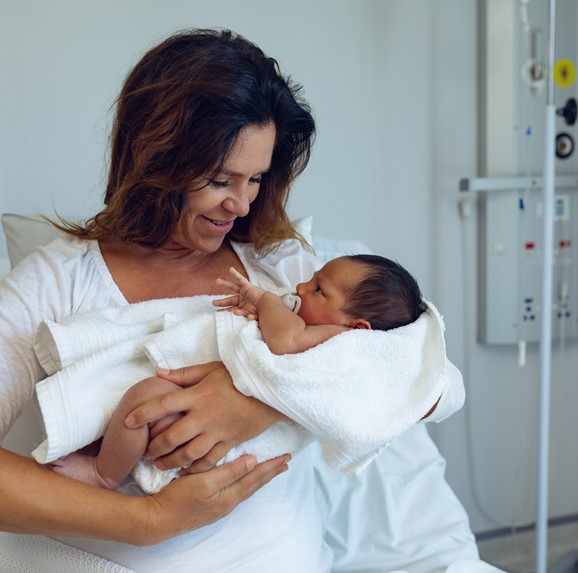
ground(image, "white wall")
xmin=2 ymin=0 xmax=578 ymax=535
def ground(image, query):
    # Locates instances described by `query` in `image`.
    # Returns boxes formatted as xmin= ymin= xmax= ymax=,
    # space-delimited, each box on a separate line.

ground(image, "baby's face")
xmin=295 ymin=257 xmax=365 ymax=326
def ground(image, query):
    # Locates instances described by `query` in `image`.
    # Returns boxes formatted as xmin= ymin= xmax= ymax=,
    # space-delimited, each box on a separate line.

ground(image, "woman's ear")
xmin=350 ymin=318 xmax=372 ymax=330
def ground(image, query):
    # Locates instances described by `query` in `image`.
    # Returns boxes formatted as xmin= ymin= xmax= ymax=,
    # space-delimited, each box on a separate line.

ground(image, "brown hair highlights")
xmin=59 ymin=29 xmax=316 ymax=251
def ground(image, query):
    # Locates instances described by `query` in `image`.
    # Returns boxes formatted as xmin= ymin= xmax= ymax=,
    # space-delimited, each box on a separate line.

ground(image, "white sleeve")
xmin=421 ymin=359 xmax=466 ymax=424
xmin=0 ymin=246 xmax=74 ymax=441
xmin=0 ymin=237 xmax=118 ymax=443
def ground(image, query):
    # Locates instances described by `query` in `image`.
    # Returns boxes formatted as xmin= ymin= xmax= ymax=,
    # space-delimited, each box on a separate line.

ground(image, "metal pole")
xmin=535 ymin=0 xmax=556 ymax=571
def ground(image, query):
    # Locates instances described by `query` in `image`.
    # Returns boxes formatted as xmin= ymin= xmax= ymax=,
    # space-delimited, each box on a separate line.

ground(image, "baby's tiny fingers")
xmin=216 ymin=278 xmax=239 ymax=292
xmin=213 ymin=295 xmax=239 ymax=308
xmin=228 ymin=267 xmax=247 ymax=281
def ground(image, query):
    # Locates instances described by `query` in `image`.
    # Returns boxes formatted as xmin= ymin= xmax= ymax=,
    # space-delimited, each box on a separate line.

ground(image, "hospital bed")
xmin=0 ymin=213 xmax=501 ymax=573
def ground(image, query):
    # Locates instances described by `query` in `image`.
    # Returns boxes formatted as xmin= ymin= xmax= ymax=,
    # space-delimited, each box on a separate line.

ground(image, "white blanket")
xmin=31 ymin=296 xmax=448 ymax=492
xmin=0 ymin=532 xmax=135 ymax=573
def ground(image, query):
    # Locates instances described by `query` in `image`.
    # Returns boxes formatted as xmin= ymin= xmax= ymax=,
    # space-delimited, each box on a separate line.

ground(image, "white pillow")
xmin=1 ymin=213 xmax=62 ymax=269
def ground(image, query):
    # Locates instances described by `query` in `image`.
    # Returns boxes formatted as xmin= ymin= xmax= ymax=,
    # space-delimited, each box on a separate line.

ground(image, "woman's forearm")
xmin=0 ymin=445 xmax=290 ymax=546
xmin=0 ymin=447 xmax=147 ymax=544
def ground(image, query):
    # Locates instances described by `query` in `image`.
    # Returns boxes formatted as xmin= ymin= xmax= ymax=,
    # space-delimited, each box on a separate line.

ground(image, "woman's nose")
xmin=222 ymin=194 xmax=250 ymax=216
xmin=222 ymin=186 xmax=251 ymax=217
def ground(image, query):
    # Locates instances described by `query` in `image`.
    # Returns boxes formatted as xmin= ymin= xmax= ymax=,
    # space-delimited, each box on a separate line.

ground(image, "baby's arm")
xmin=214 ymin=268 xmax=348 ymax=354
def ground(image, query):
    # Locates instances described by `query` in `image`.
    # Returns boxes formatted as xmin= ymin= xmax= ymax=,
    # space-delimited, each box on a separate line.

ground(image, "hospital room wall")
xmin=2 ymin=0 xmax=577 ymax=535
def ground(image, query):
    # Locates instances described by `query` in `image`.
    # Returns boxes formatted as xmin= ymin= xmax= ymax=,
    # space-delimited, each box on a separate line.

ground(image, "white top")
xmin=0 ymin=236 xmax=333 ymax=573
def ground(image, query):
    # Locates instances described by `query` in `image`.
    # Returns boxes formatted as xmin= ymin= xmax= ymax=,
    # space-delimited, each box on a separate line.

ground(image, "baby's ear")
xmin=350 ymin=318 xmax=372 ymax=330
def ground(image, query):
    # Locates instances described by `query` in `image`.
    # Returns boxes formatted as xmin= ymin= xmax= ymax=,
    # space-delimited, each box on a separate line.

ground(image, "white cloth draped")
xmin=31 ymin=295 xmax=448 ymax=491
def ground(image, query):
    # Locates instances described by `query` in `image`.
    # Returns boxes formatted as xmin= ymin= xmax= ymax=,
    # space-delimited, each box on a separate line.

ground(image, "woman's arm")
xmin=125 ymin=362 xmax=289 ymax=473
xmin=0 ymin=446 xmax=289 ymax=545
xmin=0 ymin=248 xmax=290 ymax=544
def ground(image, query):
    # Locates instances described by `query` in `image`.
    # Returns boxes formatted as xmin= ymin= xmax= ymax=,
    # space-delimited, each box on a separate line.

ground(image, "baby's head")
xmin=342 ymin=254 xmax=426 ymax=331
xmin=296 ymin=255 xmax=425 ymax=331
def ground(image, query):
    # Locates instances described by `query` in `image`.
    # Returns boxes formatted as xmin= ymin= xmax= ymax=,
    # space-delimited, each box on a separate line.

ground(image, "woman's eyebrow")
xmin=220 ymin=164 xmax=271 ymax=177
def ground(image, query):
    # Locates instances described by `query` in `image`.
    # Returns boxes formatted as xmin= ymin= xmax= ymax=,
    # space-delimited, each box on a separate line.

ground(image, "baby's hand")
xmin=213 ymin=267 xmax=265 ymax=317
xmin=212 ymin=295 xmax=259 ymax=320
xmin=229 ymin=306 xmax=259 ymax=321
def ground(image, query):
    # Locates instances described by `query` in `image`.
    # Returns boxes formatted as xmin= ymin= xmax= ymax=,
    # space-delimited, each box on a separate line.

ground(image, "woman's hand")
xmin=125 ymin=362 xmax=288 ymax=472
xmin=0 ymin=447 xmax=288 ymax=546
xmin=142 ymin=453 xmax=290 ymax=545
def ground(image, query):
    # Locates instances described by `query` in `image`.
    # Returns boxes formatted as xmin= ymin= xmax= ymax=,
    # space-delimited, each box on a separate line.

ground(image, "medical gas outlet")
xmin=478 ymin=191 xmax=577 ymax=345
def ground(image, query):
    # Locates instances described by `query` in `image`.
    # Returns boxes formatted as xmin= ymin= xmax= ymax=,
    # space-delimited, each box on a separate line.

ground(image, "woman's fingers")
xmin=125 ymin=364 xmax=222 ymax=429
xmin=150 ymin=431 xmax=216 ymax=470
xmin=128 ymin=363 xmax=285 ymax=471
xmin=203 ymin=454 xmax=291 ymax=501
xmin=178 ymin=441 xmax=232 ymax=474
xmin=146 ymin=454 xmax=291 ymax=543
xmin=155 ymin=362 xmax=221 ymax=386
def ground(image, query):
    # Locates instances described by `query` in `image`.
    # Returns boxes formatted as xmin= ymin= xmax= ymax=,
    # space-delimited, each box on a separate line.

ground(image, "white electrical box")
xmin=479 ymin=189 xmax=578 ymax=344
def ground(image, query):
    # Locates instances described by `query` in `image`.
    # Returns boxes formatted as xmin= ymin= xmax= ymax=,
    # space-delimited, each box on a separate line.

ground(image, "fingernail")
xmin=154 ymin=460 xmax=166 ymax=470
xmin=245 ymin=456 xmax=257 ymax=471
xmin=125 ymin=415 xmax=135 ymax=428
xmin=157 ymin=367 xmax=170 ymax=375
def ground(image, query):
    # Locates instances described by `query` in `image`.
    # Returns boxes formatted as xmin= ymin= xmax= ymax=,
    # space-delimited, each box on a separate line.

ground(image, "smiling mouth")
xmin=206 ymin=217 xmax=233 ymax=226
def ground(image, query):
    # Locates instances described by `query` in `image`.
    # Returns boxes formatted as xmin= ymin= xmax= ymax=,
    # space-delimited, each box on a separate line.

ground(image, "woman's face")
xmin=170 ymin=122 xmax=276 ymax=254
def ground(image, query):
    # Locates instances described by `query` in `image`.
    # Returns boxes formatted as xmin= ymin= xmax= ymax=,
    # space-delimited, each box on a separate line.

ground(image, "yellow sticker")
xmin=554 ymin=59 xmax=576 ymax=88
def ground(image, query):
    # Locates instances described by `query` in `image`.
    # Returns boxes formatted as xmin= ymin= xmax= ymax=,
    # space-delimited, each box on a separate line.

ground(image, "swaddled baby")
xmin=38 ymin=255 xmax=444 ymax=493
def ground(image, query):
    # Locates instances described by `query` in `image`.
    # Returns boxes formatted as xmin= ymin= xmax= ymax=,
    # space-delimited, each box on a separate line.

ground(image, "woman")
xmin=0 ymin=28 xmax=498 ymax=573
xmin=0 ymin=29 xmax=332 ymax=571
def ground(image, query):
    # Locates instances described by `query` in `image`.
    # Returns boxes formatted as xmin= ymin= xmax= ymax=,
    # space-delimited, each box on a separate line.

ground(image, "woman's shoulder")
xmin=4 ymin=236 xmax=124 ymax=314
xmin=5 ymin=235 xmax=89 ymax=278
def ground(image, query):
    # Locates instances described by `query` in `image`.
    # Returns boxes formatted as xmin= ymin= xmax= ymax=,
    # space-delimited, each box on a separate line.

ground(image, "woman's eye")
xmin=210 ymin=179 xmax=230 ymax=188
xmin=249 ymin=176 xmax=262 ymax=185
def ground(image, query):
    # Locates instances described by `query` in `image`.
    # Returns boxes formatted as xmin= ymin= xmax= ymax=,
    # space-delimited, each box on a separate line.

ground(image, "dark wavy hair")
xmin=57 ymin=29 xmax=316 ymax=251
xmin=342 ymin=255 xmax=426 ymax=331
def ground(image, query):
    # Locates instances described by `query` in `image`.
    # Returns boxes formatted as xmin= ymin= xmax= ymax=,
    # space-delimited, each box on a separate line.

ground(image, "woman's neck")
xmin=99 ymin=240 xmax=245 ymax=303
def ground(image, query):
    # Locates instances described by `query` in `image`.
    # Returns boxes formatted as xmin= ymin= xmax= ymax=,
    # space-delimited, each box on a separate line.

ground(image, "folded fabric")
xmin=32 ymin=296 xmax=448 ymax=492
xmin=34 ymin=297 xmax=212 ymax=376
xmin=31 ymin=297 xmax=217 ymax=466
xmin=148 ymin=300 xmax=447 ymax=474
xmin=0 ymin=532 xmax=135 ymax=573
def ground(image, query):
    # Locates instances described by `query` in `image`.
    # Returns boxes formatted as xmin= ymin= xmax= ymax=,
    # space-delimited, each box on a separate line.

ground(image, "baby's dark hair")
xmin=342 ymin=254 xmax=426 ymax=331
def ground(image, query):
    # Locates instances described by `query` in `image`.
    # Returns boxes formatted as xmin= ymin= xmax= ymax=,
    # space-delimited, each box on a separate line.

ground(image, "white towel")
xmin=31 ymin=297 xmax=217 ymax=465
xmin=0 ymin=532 xmax=135 ymax=573
xmin=34 ymin=297 xmax=213 ymax=375
xmin=32 ymin=297 xmax=447 ymax=492
xmin=148 ymin=300 xmax=448 ymax=474
xmin=144 ymin=299 xmax=448 ymax=474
